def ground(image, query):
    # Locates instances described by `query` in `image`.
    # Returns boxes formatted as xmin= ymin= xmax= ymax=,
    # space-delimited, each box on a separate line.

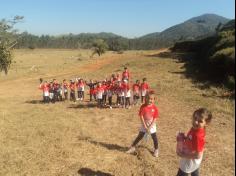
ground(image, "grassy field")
xmin=0 ymin=49 xmax=234 ymax=176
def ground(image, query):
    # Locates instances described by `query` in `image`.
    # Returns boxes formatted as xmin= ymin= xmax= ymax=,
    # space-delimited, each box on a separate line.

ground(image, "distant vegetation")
xmin=15 ymin=14 xmax=230 ymax=50
xmin=171 ymin=20 xmax=235 ymax=92
xmin=0 ymin=16 xmax=23 ymax=74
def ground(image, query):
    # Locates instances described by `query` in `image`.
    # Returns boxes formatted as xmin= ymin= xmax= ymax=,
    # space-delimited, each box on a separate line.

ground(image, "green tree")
xmin=0 ymin=44 xmax=12 ymax=74
xmin=0 ymin=16 xmax=23 ymax=74
xmin=91 ymin=39 xmax=108 ymax=56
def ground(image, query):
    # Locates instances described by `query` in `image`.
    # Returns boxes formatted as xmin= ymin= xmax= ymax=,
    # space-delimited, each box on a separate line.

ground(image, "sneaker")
xmin=126 ymin=147 xmax=136 ymax=154
xmin=153 ymin=149 xmax=159 ymax=157
xmin=109 ymin=106 xmax=113 ymax=109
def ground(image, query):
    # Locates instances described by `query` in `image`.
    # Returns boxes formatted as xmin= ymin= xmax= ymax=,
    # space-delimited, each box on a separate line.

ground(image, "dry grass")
xmin=0 ymin=49 xmax=234 ymax=176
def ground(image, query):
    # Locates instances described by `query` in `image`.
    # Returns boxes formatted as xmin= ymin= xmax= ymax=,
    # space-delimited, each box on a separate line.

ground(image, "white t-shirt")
xmin=179 ymin=154 xmax=203 ymax=173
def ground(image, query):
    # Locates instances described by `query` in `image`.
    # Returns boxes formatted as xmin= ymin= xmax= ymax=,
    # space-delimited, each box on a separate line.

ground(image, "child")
xmin=126 ymin=91 xmax=159 ymax=157
xmin=94 ymin=82 xmax=104 ymax=108
xmin=122 ymin=67 xmax=130 ymax=81
xmin=176 ymin=108 xmax=213 ymax=176
xmin=69 ymin=80 xmax=76 ymax=102
xmin=39 ymin=80 xmax=49 ymax=103
xmin=102 ymin=81 xmax=108 ymax=106
xmin=132 ymin=80 xmax=141 ymax=106
xmin=116 ymin=81 xmax=125 ymax=108
xmin=49 ymin=81 xmax=55 ymax=103
xmin=141 ymin=78 xmax=150 ymax=104
xmin=76 ymin=78 xmax=85 ymax=101
xmin=107 ymin=81 xmax=114 ymax=109
xmin=86 ymin=79 xmax=97 ymax=101
xmin=123 ymin=80 xmax=131 ymax=109
xmin=63 ymin=79 xmax=69 ymax=100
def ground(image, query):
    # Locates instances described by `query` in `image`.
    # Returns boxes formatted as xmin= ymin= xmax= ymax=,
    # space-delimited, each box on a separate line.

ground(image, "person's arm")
xmin=177 ymin=150 xmax=203 ymax=159
xmin=147 ymin=118 xmax=156 ymax=131
xmin=140 ymin=115 xmax=148 ymax=130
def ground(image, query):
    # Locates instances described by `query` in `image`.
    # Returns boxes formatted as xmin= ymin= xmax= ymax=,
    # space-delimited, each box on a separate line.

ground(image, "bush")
xmin=0 ymin=44 xmax=12 ymax=74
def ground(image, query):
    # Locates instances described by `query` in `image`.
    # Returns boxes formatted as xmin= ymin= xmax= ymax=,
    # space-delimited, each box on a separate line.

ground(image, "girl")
xmin=126 ymin=91 xmax=159 ymax=157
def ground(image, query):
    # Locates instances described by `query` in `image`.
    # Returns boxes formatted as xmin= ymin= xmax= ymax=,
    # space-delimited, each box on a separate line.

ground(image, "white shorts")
xmin=141 ymin=90 xmax=147 ymax=97
xmin=140 ymin=121 xmax=157 ymax=134
xmin=44 ymin=91 xmax=49 ymax=97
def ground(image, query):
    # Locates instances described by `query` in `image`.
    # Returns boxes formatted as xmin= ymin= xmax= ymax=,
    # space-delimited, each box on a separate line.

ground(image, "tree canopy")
xmin=0 ymin=16 xmax=23 ymax=74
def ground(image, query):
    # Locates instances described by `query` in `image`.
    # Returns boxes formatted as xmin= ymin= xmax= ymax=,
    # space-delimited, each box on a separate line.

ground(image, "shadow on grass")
xmin=77 ymin=137 xmax=129 ymax=152
xmin=25 ymin=100 xmax=44 ymax=104
xmin=78 ymin=168 xmax=113 ymax=176
xmin=68 ymin=103 xmax=97 ymax=109
xmin=155 ymin=51 xmax=235 ymax=99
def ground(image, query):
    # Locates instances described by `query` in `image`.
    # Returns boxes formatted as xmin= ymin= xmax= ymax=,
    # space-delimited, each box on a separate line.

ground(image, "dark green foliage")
xmin=0 ymin=44 xmax=12 ymax=74
xmin=0 ymin=16 xmax=23 ymax=74
xmin=170 ymin=20 xmax=235 ymax=91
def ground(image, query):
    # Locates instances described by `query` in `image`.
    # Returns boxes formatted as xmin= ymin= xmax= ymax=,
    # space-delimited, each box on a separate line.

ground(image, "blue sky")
xmin=0 ymin=0 xmax=235 ymax=38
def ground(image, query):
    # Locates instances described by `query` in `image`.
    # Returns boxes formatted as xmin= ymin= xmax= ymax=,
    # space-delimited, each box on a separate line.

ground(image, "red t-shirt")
xmin=133 ymin=84 xmax=140 ymax=92
xmin=184 ymin=128 xmax=205 ymax=153
xmin=40 ymin=84 xmax=49 ymax=92
xmin=122 ymin=71 xmax=130 ymax=79
xmin=123 ymin=83 xmax=130 ymax=91
xmin=141 ymin=82 xmax=149 ymax=91
xmin=63 ymin=83 xmax=69 ymax=89
xmin=70 ymin=83 xmax=76 ymax=91
xmin=139 ymin=104 xmax=159 ymax=121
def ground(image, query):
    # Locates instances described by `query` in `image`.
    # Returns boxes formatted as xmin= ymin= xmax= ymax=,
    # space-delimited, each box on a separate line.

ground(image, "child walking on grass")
xmin=176 ymin=108 xmax=213 ymax=176
xmin=126 ymin=91 xmax=159 ymax=157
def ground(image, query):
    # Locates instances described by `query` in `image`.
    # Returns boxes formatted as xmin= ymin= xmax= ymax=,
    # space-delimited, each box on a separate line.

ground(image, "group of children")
xmin=39 ymin=67 xmax=150 ymax=109
xmin=38 ymin=66 xmax=213 ymax=176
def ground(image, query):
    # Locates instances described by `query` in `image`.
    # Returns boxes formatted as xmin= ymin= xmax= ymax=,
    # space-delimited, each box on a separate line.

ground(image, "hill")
xmin=135 ymin=14 xmax=230 ymax=49
xmin=15 ymin=14 xmax=230 ymax=50
xmin=170 ymin=19 xmax=235 ymax=92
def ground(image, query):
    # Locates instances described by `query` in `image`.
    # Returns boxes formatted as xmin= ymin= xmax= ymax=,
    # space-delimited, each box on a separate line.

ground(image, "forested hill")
xmin=171 ymin=19 xmax=235 ymax=91
xmin=15 ymin=14 xmax=230 ymax=50
xmin=133 ymin=14 xmax=230 ymax=49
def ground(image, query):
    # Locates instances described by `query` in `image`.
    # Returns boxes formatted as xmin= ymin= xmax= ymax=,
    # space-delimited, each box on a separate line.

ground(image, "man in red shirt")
xmin=126 ymin=91 xmax=159 ymax=157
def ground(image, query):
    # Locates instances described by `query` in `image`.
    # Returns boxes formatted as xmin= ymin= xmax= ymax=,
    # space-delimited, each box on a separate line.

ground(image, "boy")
xmin=176 ymin=108 xmax=213 ymax=176
xmin=126 ymin=91 xmax=159 ymax=157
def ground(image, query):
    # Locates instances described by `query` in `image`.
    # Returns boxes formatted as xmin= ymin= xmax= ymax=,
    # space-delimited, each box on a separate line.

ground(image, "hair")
xmin=143 ymin=78 xmax=147 ymax=82
xmin=193 ymin=108 xmax=213 ymax=124
xmin=144 ymin=90 xmax=156 ymax=103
